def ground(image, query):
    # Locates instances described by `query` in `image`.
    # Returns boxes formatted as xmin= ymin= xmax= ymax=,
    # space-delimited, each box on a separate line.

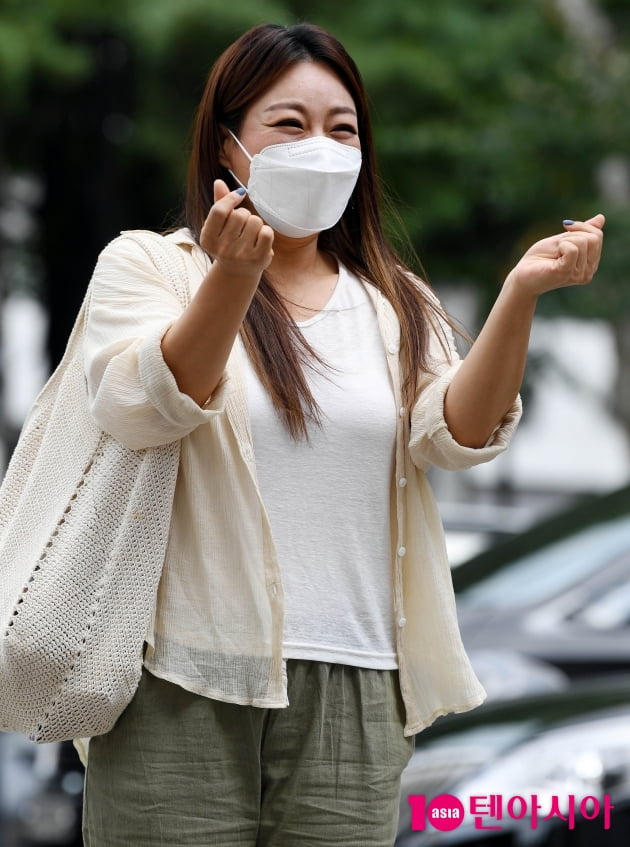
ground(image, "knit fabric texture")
xmin=0 ymin=231 xmax=189 ymax=742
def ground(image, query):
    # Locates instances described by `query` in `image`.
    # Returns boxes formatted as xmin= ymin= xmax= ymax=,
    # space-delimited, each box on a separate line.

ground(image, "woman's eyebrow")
xmin=263 ymin=101 xmax=357 ymax=117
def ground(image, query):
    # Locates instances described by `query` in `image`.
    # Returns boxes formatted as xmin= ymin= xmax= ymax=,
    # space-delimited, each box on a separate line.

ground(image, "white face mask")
xmin=227 ymin=130 xmax=362 ymax=238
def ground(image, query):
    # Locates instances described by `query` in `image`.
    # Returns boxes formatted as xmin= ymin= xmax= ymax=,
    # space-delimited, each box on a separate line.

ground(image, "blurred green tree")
xmin=1 ymin=0 xmax=629 ymax=434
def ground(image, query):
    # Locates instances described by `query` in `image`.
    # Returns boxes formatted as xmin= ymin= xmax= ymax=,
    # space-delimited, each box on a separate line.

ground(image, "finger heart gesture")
xmin=200 ymin=179 xmax=275 ymax=281
xmin=508 ymin=214 xmax=605 ymax=298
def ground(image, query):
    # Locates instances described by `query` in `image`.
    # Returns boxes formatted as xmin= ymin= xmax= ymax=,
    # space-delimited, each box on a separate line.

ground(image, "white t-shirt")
xmin=244 ymin=264 xmax=398 ymax=669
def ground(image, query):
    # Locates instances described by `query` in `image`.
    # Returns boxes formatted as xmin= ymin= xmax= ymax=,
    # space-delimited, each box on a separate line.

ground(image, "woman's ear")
xmin=218 ymin=127 xmax=233 ymax=169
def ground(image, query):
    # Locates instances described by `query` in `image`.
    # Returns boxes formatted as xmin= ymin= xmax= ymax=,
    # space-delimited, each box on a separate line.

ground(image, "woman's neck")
xmin=269 ymin=234 xmax=336 ymax=284
xmin=267 ymin=235 xmax=339 ymax=320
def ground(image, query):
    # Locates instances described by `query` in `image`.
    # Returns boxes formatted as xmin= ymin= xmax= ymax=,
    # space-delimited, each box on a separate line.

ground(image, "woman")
xmin=81 ymin=22 xmax=604 ymax=847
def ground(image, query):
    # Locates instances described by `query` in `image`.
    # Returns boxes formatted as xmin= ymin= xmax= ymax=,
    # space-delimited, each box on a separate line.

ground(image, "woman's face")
xmin=220 ymin=60 xmax=361 ymax=188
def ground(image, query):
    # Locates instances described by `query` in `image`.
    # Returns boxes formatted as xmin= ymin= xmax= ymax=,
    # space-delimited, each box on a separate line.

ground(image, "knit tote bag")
xmin=0 ymin=231 xmax=190 ymax=742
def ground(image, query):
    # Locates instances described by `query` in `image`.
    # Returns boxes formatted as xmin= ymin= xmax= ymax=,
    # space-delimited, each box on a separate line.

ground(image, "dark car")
xmin=396 ymin=675 xmax=630 ymax=846
xmin=452 ymin=485 xmax=630 ymax=679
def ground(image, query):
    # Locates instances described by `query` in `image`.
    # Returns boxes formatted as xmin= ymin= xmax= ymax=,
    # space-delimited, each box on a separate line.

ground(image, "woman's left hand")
xmin=505 ymin=214 xmax=605 ymax=299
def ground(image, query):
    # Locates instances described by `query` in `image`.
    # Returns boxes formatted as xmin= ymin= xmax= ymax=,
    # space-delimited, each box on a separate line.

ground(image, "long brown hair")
xmin=185 ymin=23 xmax=452 ymax=438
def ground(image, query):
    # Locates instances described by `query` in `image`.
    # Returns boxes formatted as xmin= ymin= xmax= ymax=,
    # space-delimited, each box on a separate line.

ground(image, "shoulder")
xmin=90 ymin=230 xmax=189 ymax=302
xmin=94 ymin=229 xmax=197 ymax=277
xmin=100 ymin=227 xmax=193 ymax=256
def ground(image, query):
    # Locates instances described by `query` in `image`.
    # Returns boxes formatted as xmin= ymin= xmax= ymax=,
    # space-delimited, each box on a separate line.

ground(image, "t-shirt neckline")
xmin=294 ymin=264 xmax=347 ymax=328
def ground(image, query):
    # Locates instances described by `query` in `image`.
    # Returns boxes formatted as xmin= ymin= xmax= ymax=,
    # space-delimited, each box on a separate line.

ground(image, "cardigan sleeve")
xmin=83 ymin=233 xmax=227 ymax=450
xmin=408 ymin=297 xmax=522 ymax=472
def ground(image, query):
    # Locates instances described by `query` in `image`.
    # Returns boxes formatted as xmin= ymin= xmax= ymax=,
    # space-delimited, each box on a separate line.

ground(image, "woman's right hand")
xmin=200 ymin=179 xmax=274 ymax=281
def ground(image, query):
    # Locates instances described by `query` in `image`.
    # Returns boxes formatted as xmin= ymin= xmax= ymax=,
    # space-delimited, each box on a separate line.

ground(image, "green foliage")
xmin=0 ymin=1 xmax=89 ymax=104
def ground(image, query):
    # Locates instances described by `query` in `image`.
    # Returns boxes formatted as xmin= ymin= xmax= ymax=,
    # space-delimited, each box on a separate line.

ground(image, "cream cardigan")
xmin=83 ymin=229 xmax=522 ymax=736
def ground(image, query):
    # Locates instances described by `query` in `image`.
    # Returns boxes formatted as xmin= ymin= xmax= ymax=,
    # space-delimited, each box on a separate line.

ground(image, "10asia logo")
xmin=408 ymin=793 xmax=615 ymax=833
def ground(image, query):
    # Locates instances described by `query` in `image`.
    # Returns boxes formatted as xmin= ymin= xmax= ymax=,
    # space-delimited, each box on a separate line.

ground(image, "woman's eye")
xmin=275 ymin=119 xmax=302 ymax=128
xmin=333 ymin=124 xmax=358 ymax=135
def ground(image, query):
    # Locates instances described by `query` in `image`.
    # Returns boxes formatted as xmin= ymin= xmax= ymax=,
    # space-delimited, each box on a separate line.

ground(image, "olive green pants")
xmin=83 ymin=660 xmax=413 ymax=846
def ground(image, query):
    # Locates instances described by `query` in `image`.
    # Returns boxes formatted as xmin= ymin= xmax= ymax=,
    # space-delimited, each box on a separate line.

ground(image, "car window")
xmin=458 ymin=516 xmax=630 ymax=610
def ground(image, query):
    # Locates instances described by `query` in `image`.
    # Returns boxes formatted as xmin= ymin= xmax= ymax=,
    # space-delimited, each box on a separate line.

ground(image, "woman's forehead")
xmin=248 ymin=61 xmax=356 ymax=115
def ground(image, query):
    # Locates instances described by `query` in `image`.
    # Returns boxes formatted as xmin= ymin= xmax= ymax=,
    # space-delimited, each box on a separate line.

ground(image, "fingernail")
xmin=563 ymin=219 xmax=575 ymax=226
xmin=235 ymin=187 xmax=247 ymax=196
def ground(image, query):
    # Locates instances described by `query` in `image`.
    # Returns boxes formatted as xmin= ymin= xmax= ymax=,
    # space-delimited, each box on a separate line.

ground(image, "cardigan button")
xmin=398 ymin=617 xmax=407 ymax=628
xmin=387 ymin=343 xmax=399 ymax=355
xmin=398 ymin=477 xmax=407 ymax=488
xmin=397 ymin=546 xmax=407 ymax=557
